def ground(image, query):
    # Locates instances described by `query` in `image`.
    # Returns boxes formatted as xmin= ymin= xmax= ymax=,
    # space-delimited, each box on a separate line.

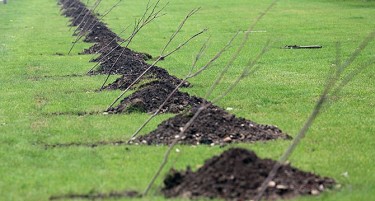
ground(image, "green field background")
xmin=0 ymin=0 xmax=374 ymax=200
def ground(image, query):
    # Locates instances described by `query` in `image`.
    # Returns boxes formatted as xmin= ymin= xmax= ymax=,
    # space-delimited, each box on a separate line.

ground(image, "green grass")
xmin=1 ymin=0 xmax=375 ymax=200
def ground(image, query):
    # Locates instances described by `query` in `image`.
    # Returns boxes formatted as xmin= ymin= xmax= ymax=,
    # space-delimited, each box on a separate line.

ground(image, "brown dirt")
xmin=163 ymin=148 xmax=336 ymax=201
xmin=131 ymin=105 xmax=291 ymax=145
xmin=107 ymin=80 xmax=205 ymax=114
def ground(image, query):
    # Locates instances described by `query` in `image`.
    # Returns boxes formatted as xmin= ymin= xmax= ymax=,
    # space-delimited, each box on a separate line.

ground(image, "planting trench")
xmin=54 ymin=0 xmax=336 ymax=200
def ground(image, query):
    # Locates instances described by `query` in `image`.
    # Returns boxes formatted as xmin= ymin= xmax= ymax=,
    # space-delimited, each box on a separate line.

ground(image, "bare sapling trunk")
xmin=253 ymin=29 xmax=375 ymax=201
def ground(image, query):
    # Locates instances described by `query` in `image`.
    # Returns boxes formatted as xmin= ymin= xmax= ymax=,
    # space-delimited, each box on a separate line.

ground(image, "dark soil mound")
xmin=131 ymin=106 xmax=291 ymax=145
xmin=103 ymin=67 xmax=189 ymax=90
xmin=87 ymin=45 xmax=151 ymax=62
xmin=95 ymin=50 xmax=189 ymax=90
xmin=83 ymin=21 xmax=123 ymax=43
xmin=107 ymin=80 xmax=204 ymax=114
xmin=163 ymin=148 xmax=336 ymax=201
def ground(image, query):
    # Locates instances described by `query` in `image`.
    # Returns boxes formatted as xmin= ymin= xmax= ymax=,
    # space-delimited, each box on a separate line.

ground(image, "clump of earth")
xmin=163 ymin=148 xmax=336 ymax=201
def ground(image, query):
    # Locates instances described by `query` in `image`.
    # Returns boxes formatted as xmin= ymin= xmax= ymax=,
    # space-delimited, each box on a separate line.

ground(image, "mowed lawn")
xmin=0 ymin=0 xmax=374 ymax=200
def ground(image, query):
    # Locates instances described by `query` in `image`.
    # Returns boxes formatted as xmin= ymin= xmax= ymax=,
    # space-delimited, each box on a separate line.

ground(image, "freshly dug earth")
xmin=107 ymin=80 xmax=205 ymax=114
xmin=131 ymin=106 xmax=291 ymax=145
xmin=163 ymin=148 xmax=336 ymax=201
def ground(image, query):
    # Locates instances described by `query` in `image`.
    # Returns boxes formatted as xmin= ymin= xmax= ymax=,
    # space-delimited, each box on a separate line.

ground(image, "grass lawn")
xmin=0 ymin=0 xmax=374 ymax=200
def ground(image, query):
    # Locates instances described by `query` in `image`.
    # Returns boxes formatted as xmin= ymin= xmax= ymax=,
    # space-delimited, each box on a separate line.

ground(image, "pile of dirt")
xmin=81 ymin=42 xmax=150 ymax=60
xmin=163 ymin=148 xmax=336 ymax=201
xmin=100 ymin=60 xmax=189 ymax=90
xmin=89 ymin=47 xmax=151 ymax=73
xmin=131 ymin=105 xmax=291 ymax=145
xmin=83 ymin=21 xmax=123 ymax=43
xmin=107 ymin=80 xmax=204 ymax=114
